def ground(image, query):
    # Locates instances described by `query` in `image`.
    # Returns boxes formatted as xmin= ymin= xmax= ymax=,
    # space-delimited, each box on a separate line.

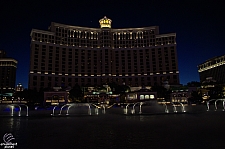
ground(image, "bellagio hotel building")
xmin=29 ymin=16 xmax=179 ymax=90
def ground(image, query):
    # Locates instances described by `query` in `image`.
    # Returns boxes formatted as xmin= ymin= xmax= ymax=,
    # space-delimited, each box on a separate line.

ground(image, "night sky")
xmin=0 ymin=0 xmax=224 ymax=88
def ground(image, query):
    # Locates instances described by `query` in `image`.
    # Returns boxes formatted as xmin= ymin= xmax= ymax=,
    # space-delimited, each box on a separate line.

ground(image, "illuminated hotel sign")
xmin=99 ymin=16 xmax=112 ymax=28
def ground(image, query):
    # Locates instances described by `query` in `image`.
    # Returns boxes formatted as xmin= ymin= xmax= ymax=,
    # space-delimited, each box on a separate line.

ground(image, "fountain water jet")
xmin=9 ymin=104 xmax=27 ymax=116
xmin=131 ymin=103 xmax=138 ymax=114
xmin=139 ymin=102 xmax=143 ymax=114
xmin=214 ymin=99 xmax=225 ymax=111
xmin=178 ymin=102 xmax=186 ymax=112
xmin=124 ymin=104 xmax=130 ymax=114
xmin=206 ymin=99 xmax=217 ymax=111
xmin=162 ymin=103 xmax=169 ymax=113
xmin=95 ymin=108 xmax=99 ymax=115
xmin=171 ymin=102 xmax=177 ymax=113
xmin=51 ymin=105 xmax=59 ymax=116
xmin=59 ymin=104 xmax=70 ymax=115
xmin=66 ymin=103 xmax=92 ymax=115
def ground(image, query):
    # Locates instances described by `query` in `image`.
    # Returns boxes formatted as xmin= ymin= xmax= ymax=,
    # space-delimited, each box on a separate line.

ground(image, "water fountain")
xmin=95 ymin=107 xmax=99 ymax=115
xmin=92 ymin=103 xmax=116 ymax=114
xmin=50 ymin=103 xmax=94 ymax=116
xmin=131 ymin=103 xmax=138 ymax=114
xmin=139 ymin=102 xmax=143 ymax=114
xmin=206 ymin=99 xmax=217 ymax=111
xmin=178 ymin=102 xmax=186 ymax=113
xmin=123 ymin=102 xmax=144 ymax=114
xmin=21 ymin=104 xmax=29 ymax=116
xmin=162 ymin=103 xmax=169 ymax=113
xmin=170 ymin=102 xmax=177 ymax=113
xmin=101 ymin=104 xmax=106 ymax=114
xmin=59 ymin=104 xmax=71 ymax=115
xmin=11 ymin=105 xmax=21 ymax=116
xmin=51 ymin=105 xmax=59 ymax=116
xmin=124 ymin=103 xmax=131 ymax=114
xmin=123 ymin=101 xmax=187 ymax=114
xmin=0 ymin=104 xmax=28 ymax=116
xmin=92 ymin=103 xmax=106 ymax=114
xmin=214 ymin=99 xmax=225 ymax=111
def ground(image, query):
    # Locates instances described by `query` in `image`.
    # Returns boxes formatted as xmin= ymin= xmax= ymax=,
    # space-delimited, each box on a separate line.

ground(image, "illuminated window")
xmin=145 ymin=95 xmax=149 ymax=99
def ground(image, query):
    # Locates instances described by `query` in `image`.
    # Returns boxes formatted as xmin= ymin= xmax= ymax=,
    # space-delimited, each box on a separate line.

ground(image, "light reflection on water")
xmin=0 ymin=112 xmax=225 ymax=149
xmin=10 ymin=117 xmax=20 ymax=131
xmin=0 ymin=117 xmax=28 ymax=149
xmin=125 ymin=115 xmax=160 ymax=122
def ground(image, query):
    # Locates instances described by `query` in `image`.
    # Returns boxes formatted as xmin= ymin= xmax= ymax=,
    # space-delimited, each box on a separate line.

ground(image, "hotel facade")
xmin=29 ymin=16 xmax=179 ymax=91
xmin=198 ymin=55 xmax=225 ymax=83
xmin=0 ymin=50 xmax=18 ymax=95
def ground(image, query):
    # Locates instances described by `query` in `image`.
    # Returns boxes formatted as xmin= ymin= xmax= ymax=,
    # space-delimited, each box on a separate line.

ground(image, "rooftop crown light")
xmin=99 ymin=16 xmax=112 ymax=28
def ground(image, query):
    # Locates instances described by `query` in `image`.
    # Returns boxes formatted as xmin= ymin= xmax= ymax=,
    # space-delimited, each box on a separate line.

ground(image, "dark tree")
xmin=151 ymin=85 xmax=167 ymax=98
xmin=69 ymin=84 xmax=83 ymax=102
xmin=208 ymin=85 xmax=223 ymax=99
xmin=188 ymin=90 xmax=203 ymax=104
xmin=108 ymin=82 xmax=130 ymax=94
xmin=14 ymin=89 xmax=40 ymax=103
xmin=187 ymin=81 xmax=201 ymax=87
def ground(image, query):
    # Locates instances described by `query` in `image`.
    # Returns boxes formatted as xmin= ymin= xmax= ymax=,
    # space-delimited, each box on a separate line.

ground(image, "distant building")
xmin=126 ymin=88 xmax=157 ymax=102
xmin=200 ymin=77 xmax=224 ymax=100
xmin=0 ymin=50 xmax=18 ymax=96
xmin=15 ymin=83 xmax=24 ymax=92
xmin=0 ymin=50 xmax=6 ymax=58
xmin=198 ymin=55 xmax=225 ymax=84
xmin=170 ymin=88 xmax=190 ymax=104
xmin=85 ymin=85 xmax=120 ymax=103
xmin=29 ymin=16 xmax=180 ymax=91
xmin=44 ymin=87 xmax=69 ymax=105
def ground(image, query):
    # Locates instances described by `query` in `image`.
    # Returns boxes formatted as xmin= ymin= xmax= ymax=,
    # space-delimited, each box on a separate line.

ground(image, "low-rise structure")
xmin=126 ymin=88 xmax=157 ymax=103
xmin=44 ymin=87 xmax=69 ymax=105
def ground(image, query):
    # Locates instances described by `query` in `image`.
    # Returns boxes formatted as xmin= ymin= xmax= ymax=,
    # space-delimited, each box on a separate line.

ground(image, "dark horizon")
xmin=1 ymin=0 xmax=224 ymax=88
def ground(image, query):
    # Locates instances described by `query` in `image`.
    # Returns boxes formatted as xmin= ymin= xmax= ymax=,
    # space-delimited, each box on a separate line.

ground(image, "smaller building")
xmin=44 ymin=87 xmax=69 ymax=105
xmin=170 ymin=86 xmax=198 ymax=104
xmin=0 ymin=96 xmax=27 ymax=104
xmin=126 ymin=88 xmax=157 ymax=103
xmin=85 ymin=85 xmax=120 ymax=103
xmin=200 ymin=77 xmax=225 ymax=100
xmin=171 ymin=90 xmax=188 ymax=103
xmin=15 ymin=83 xmax=24 ymax=92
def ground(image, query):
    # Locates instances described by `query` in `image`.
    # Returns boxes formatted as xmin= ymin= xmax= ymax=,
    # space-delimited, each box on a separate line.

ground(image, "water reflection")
xmin=9 ymin=117 xmax=20 ymax=132
xmin=1 ymin=112 xmax=225 ymax=149
xmin=125 ymin=115 xmax=154 ymax=122
xmin=0 ymin=117 xmax=28 ymax=148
